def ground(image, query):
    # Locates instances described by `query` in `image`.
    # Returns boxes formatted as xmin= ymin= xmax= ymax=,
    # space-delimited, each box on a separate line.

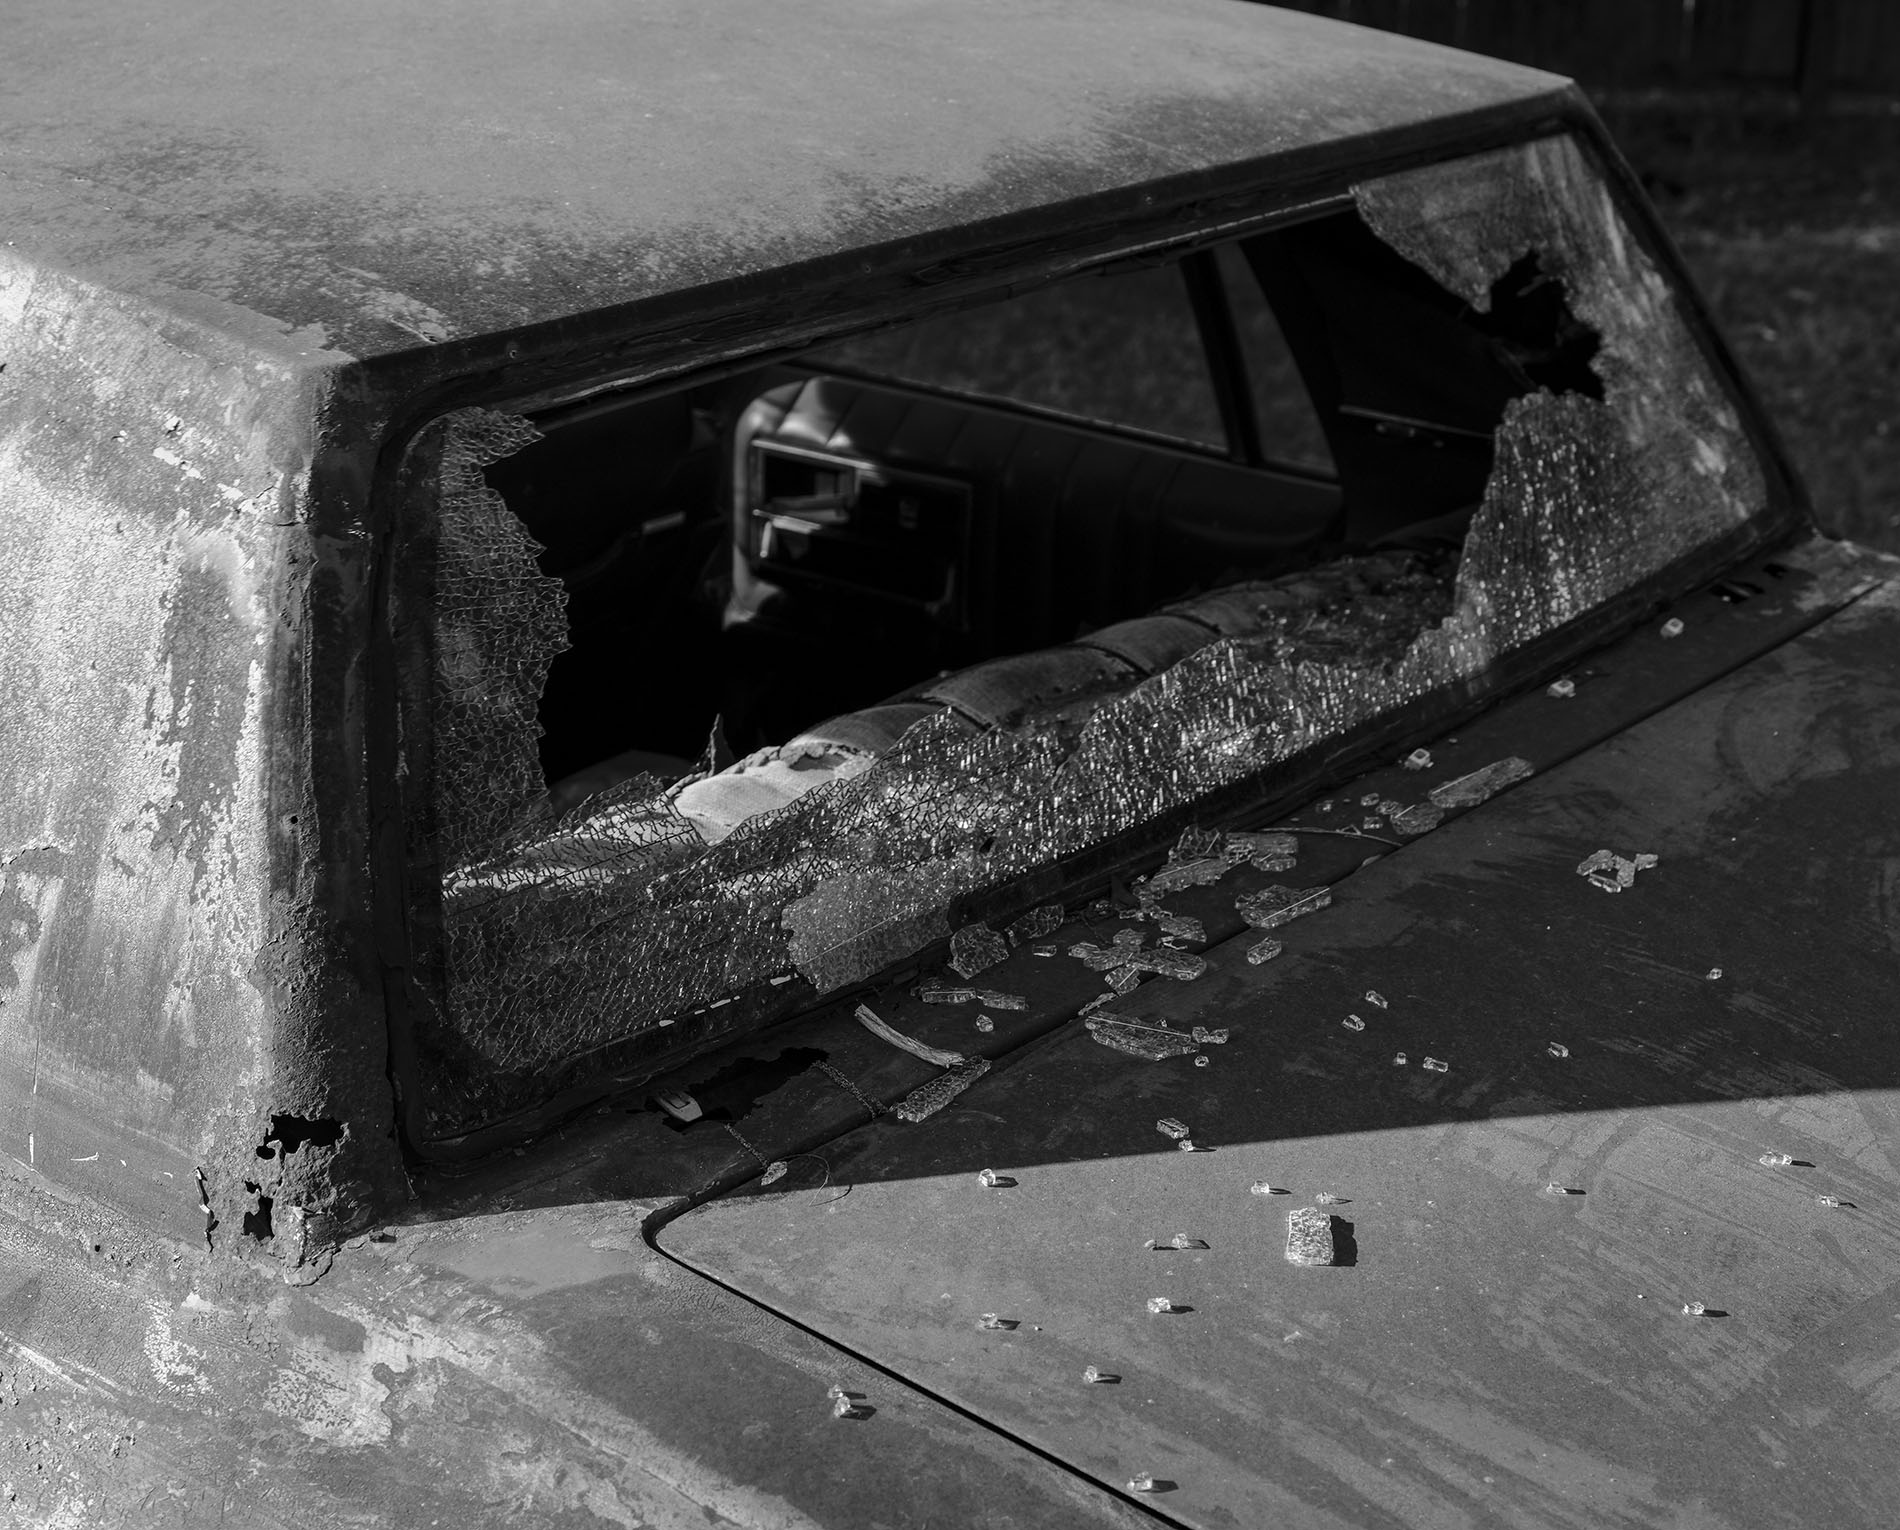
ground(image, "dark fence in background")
xmin=1262 ymin=1 xmax=1900 ymax=100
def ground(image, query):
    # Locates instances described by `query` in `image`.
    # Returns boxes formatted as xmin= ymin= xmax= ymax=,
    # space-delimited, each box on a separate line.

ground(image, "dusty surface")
xmin=0 ymin=1167 xmax=1156 ymax=1529
xmin=662 ymin=570 xmax=1900 ymax=1528
xmin=0 ymin=0 xmax=1562 ymax=361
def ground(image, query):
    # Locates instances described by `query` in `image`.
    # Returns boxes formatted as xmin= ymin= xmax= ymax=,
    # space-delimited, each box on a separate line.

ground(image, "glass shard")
xmin=1429 ymin=756 xmax=1534 ymax=809
xmin=1246 ymin=935 xmax=1285 ymax=965
xmin=948 ymin=923 xmax=1010 ymax=979
xmin=1286 ymin=1207 xmax=1335 ymax=1266
xmin=894 ymin=1058 xmax=991 ymax=1123
xmin=1084 ymin=1014 xmax=1201 ymax=1061
xmin=1236 ymin=885 xmax=1332 ymax=929
xmin=1005 ymin=902 xmax=1064 ymax=944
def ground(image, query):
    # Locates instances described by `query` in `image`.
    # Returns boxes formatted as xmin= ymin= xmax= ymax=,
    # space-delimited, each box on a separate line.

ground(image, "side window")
xmin=809 ymin=263 xmax=1228 ymax=451
xmin=1213 ymin=243 xmax=1335 ymax=476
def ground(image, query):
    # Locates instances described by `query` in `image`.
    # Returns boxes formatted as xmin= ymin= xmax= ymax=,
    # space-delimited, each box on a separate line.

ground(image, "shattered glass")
xmin=1083 ymin=1013 xmax=1202 ymax=1061
xmin=415 ymin=134 xmax=1775 ymax=1131
xmin=1429 ymin=757 xmax=1534 ymax=809
xmin=893 ymin=1058 xmax=991 ymax=1122
xmin=1236 ymin=885 xmax=1333 ymax=930
xmin=428 ymin=409 xmax=569 ymax=868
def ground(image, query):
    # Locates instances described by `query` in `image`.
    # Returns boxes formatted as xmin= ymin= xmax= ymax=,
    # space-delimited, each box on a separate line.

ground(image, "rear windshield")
xmin=394 ymin=133 xmax=1771 ymax=1141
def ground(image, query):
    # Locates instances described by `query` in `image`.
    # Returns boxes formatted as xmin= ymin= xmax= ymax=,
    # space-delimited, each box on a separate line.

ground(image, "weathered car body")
xmin=3 ymin=2 xmax=1894 ymax=1526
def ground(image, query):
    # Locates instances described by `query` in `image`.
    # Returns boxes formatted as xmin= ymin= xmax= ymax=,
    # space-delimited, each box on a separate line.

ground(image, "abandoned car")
xmin=2 ymin=1 xmax=1896 ymax=1525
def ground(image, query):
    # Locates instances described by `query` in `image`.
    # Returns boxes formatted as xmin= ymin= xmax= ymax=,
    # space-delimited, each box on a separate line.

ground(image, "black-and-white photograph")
xmin=0 ymin=2 xmax=1896 ymax=1524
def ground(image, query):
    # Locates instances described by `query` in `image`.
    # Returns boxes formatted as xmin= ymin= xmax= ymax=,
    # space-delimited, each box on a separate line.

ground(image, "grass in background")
xmin=1601 ymin=97 xmax=1900 ymax=549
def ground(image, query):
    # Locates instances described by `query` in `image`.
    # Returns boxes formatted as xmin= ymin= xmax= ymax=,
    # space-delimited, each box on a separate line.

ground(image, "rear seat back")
xmin=734 ymin=371 xmax=1340 ymax=659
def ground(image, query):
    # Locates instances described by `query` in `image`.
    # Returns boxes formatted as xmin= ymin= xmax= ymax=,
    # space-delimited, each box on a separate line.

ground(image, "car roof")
xmin=0 ymin=0 xmax=1569 ymax=363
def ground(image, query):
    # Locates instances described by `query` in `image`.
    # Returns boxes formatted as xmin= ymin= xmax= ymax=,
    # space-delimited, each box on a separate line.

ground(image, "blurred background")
xmin=1259 ymin=0 xmax=1900 ymax=550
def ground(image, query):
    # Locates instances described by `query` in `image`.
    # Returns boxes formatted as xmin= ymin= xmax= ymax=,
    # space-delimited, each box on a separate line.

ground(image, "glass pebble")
xmin=1250 ymin=1181 xmax=1286 ymax=1196
xmin=1170 ymin=1233 xmax=1207 ymax=1250
xmin=1818 ymin=1194 xmax=1841 ymax=1208
xmin=1547 ymin=676 xmax=1577 ymax=698
xmin=1403 ymin=748 xmax=1433 ymax=771
xmin=1318 ymin=799 xmax=1335 ymax=812
xmin=1177 ymin=1138 xmax=1200 ymax=1152
xmin=832 ymin=1394 xmax=858 ymax=1418
xmin=1422 ymin=1056 xmax=1449 ymax=1073
xmin=760 ymin=1161 xmax=788 ymax=1186
xmin=1707 ymin=967 xmax=1722 ymax=979
xmin=1547 ymin=1042 xmax=1570 ymax=1059
xmin=1194 ymin=1055 xmax=1210 ymax=1068
xmin=1362 ymin=816 xmax=1385 ymax=831
xmin=1392 ymin=1051 xmax=1407 ymax=1065
xmin=1082 ymin=1365 xmax=1117 ymax=1383
xmin=1660 ymin=617 xmax=1685 ymax=638
xmin=1146 ymin=1297 xmax=1177 ymax=1315
xmin=1191 ymin=1025 xmax=1230 ymax=1044
xmin=974 ymin=1014 xmax=994 ymax=1033
xmin=1156 ymin=1117 xmax=1190 ymax=1140
xmin=1682 ymin=1301 xmax=1706 ymax=1316
xmin=977 ymin=1167 xmax=1004 ymax=1188
xmin=1246 ymin=935 xmax=1284 ymax=965
xmin=1759 ymin=1152 xmax=1793 ymax=1167
xmin=1360 ymin=792 xmax=1382 ymax=807
xmin=1313 ymin=1191 xmax=1342 ymax=1205
xmin=1128 ymin=1473 xmax=1158 ymax=1493
xmin=1365 ymin=991 xmax=1388 ymax=1008
xmin=1342 ymin=1015 xmax=1365 ymax=1031
xmin=977 ymin=1313 xmax=1013 ymax=1331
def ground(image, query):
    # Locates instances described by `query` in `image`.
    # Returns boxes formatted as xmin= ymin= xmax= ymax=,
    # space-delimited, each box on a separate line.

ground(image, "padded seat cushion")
xmin=1074 ymin=613 xmax=1220 ymax=673
xmin=918 ymin=645 xmax=1136 ymax=728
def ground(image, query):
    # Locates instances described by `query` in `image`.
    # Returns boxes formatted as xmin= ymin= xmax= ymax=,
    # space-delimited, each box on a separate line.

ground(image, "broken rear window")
xmin=393 ymin=133 xmax=1770 ymax=1142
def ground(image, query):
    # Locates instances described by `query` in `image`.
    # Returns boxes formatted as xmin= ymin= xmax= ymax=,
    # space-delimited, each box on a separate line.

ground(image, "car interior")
xmin=480 ymin=206 xmax=1604 ymax=827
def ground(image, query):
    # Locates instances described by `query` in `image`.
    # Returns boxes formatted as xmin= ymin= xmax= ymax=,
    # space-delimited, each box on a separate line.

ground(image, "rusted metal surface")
xmin=660 ymin=563 xmax=1900 ymax=1526
xmin=0 ymin=0 xmax=1566 ymax=362
xmin=0 ymin=253 xmax=406 ymax=1253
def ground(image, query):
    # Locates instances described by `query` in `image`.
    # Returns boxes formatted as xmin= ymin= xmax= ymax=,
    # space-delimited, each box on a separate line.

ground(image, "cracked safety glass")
xmin=398 ymin=132 xmax=1772 ymax=1140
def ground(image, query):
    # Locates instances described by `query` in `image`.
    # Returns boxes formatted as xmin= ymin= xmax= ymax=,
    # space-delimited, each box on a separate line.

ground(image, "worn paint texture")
xmin=0 ymin=250 xmax=405 ymax=1253
xmin=0 ymin=1168 xmax=1154 ymax=1529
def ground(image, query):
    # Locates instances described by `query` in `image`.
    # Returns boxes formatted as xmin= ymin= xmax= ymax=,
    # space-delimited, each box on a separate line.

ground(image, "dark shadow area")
xmin=650 ymin=1047 xmax=829 ymax=1130
xmin=258 ymin=1113 xmax=345 ymax=1159
xmin=1329 ymin=1216 xmax=1357 ymax=1268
